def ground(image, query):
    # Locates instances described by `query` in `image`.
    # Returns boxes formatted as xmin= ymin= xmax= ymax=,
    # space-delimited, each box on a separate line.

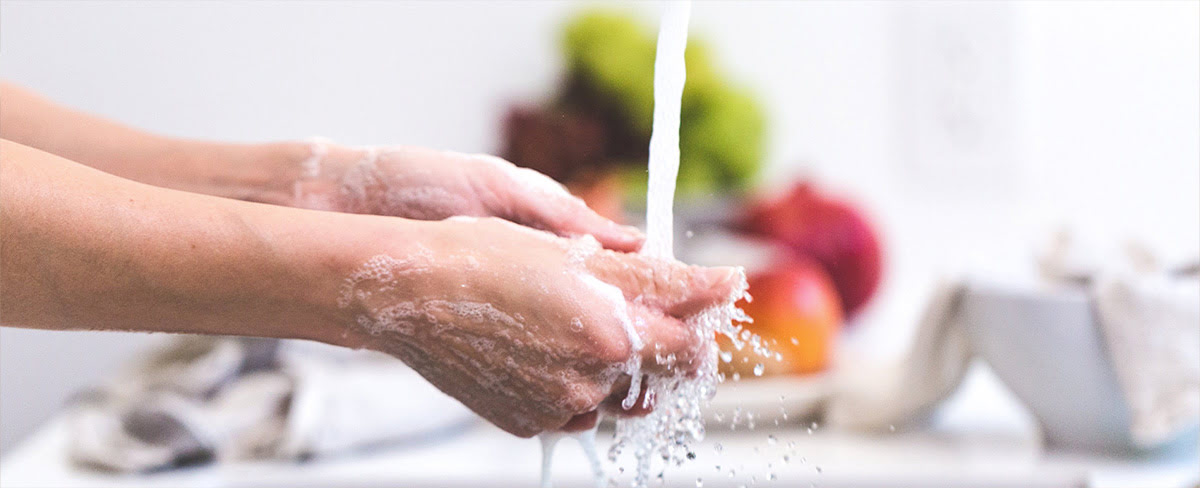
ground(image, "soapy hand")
xmin=337 ymin=217 xmax=741 ymax=437
xmin=292 ymin=143 xmax=644 ymax=252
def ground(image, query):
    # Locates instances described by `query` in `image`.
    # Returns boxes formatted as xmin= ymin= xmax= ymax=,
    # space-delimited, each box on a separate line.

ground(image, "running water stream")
xmin=541 ymin=2 xmax=751 ymax=487
xmin=641 ymin=0 xmax=691 ymax=261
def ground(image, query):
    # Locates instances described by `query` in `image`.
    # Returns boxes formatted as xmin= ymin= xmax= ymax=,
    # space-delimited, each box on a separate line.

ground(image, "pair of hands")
xmin=291 ymin=143 xmax=740 ymax=437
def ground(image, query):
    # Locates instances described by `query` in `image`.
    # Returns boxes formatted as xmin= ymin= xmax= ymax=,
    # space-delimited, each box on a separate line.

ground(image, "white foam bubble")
xmin=576 ymin=273 xmax=644 ymax=410
xmin=338 ymin=253 xmax=433 ymax=309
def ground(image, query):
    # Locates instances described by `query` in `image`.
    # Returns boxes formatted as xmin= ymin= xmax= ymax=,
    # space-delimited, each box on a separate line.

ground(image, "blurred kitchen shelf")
xmin=2 ymin=366 xmax=1196 ymax=488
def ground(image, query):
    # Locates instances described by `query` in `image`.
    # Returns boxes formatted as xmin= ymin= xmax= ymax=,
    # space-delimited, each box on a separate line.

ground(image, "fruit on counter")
xmin=560 ymin=10 xmax=766 ymax=196
xmin=740 ymin=182 xmax=883 ymax=318
xmin=502 ymin=106 xmax=608 ymax=185
xmin=720 ymin=256 xmax=844 ymax=377
xmin=566 ymin=170 xmax=626 ymax=223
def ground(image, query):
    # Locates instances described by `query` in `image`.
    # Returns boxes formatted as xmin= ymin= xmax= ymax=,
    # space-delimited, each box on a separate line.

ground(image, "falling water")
xmin=642 ymin=0 xmax=691 ymax=260
xmin=542 ymin=2 xmax=751 ymax=487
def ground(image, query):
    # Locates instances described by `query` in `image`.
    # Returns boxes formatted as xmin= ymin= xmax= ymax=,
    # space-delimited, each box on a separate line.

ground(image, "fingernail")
xmin=618 ymin=224 xmax=644 ymax=237
xmin=618 ymin=225 xmax=646 ymax=246
xmin=703 ymin=267 xmax=741 ymax=289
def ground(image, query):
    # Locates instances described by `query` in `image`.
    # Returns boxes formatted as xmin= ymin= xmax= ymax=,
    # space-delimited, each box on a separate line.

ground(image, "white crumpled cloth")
xmin=68 ymin=337 xmax=476 ymax=472
xmin=826 ymin=232 xmax=1199 ymax=449
xmin=824 ymin=281 xmax=972 ymax=431
xmin=1094 ymin=276 xmax=1199 ymax=445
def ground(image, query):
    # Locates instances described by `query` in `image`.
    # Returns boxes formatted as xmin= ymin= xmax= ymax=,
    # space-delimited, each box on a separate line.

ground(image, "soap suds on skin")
xmin=542 ymin=2 xmax=754 ymax=486
xmin=329 ymin=2 xmax=755 ymax=483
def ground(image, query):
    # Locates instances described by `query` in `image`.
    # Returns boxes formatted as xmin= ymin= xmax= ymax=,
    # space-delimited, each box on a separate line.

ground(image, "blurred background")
xmin=1 ymin=1 xmax=1197 ymax=486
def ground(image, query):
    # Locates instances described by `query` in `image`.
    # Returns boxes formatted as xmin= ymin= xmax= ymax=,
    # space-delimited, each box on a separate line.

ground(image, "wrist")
xmin=163 ymin=138 xmax=312 ymax=205
xmin=290 ymin=140 xmax=373 ymax=212
xmin=260 ymin=206 xmax=444 ymax=350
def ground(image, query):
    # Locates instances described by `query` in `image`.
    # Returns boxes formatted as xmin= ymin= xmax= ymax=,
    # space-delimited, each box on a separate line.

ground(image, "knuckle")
xmin=562 ymin=384 xmax=601 ymax=413
xmin=591 ymin=328 xmax=634 ymax=364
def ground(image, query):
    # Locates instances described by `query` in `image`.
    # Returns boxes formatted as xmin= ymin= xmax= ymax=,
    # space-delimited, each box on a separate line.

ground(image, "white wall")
xmin=2 ymin=0 xmax=1196 ymax=453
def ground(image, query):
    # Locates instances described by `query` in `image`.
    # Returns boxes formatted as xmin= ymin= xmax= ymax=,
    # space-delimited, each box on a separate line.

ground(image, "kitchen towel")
xmin=1043 ymin=233 xmax=1200 ymax=447
xmin=826 ymin=231 xmax=1199 ymax=450
xmin=823 ymin=281 xmax=972 ymax=431
xmin=67 ymin=337 xmax=477 ymax=472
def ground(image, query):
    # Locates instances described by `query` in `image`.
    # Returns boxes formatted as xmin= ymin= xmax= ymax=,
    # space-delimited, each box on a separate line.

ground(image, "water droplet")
xmin=714 ymin=443 xmax=724 ymax=453
xmin=767 ymin=434 xmax=777 ymax=445
xmin=687 ymin=451 xmax=696 ymax=460
xmin=732 ymin=372 xmax=741 ymax=382
xmin=782 ymin=454 xmax=791 ymax=463
xmin=806 ymin=427 xmax=813 ymax=435
xmin=790 ymin=337 xmax=800 ymax=345
xmin=811 ymin=421 xmax=819 ymax=430
xmin=769 ymin=473 xmax=778 ymax=481
xmin=815 ymin=466 xmax=823 ymax=474
xmin=720 ymin=351 xmax=733 ymax=363
xmin=889 ymin=424 xmax=896 ymax=432
xmin=686 ymin=230 xmax=695 ymax=238
xmin=753 ymin=363 xmax=765 ymax=376
xmin=696 ymin=478 xmax=704 ymax=487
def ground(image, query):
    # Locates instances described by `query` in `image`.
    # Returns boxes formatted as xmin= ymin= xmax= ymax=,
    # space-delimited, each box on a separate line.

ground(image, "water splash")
xmin=546 ymin=2 xmax=755 ymax=486
xmin=609 ymin=6 xmax=756 ymax=484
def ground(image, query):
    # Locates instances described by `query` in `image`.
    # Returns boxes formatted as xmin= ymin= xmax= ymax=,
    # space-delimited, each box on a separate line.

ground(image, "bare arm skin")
xmin=0 ymin=138 xmax=356 ymax=342
xmin=0 ymin=82 xmax=644 ymax=250
xmin=0 ymin=82 xmax=721 ymax=436
xmin=0 ymin=139 xmax=739 ymax=436
xmin=0 ymin=82 xmax=308 ymax=204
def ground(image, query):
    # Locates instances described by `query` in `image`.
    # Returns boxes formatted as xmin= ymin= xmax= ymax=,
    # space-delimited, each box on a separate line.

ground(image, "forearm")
xmin=0 ymin=139 xmax=408 ymax=346
xmin=0 ymin=82 xmax=308 ymax=204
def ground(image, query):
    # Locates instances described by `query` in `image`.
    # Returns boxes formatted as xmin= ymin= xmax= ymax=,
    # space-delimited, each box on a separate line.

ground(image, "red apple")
xmin=740 ymin=182 xmax=883 ymax=318
xmin=720 ymin=256 xmax=843 ymax=377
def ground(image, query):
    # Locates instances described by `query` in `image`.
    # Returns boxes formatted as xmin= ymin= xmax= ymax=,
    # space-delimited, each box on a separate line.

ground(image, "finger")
xmin=538 ymin=198 xmax=645 ymax=253
xmin=560 ymin=410 xmax=601 ymax=432
xmin=498 ymin=165 xmax=645 ymax=252
xmin=629 ymin=305 xmax=703 ymax=375
xmin=586 ymin=251 xmax=744 ymax=318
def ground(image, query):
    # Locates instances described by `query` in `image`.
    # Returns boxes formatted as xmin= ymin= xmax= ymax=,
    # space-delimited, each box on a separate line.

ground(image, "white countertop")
xmin=2 ymin=365 xmax=1196 ymax=488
